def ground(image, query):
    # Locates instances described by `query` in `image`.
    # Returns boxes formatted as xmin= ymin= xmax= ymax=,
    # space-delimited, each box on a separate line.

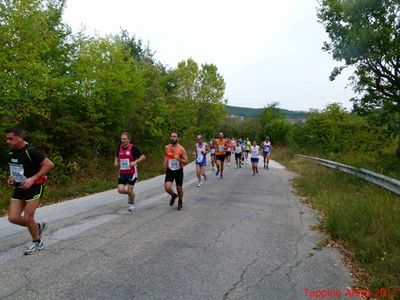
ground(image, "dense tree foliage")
xmin=222 ymin=103 xmax=292 ymax=145
xmin=292 ymin=103 xmax=398 ymax=177
xmin=258 ymin=103 xmax=292 ymax=145
xmin=318 ymin=0 xmax=400 ymax=157
xmin=0 ymin=0 xmax=226 ymax=179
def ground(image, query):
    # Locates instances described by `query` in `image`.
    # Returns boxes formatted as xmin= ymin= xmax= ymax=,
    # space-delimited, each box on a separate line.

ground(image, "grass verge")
xmin=273 ymin=147 xmax=400 ymax=294
xmin=0 ymin=152 xmax=167 ymax=216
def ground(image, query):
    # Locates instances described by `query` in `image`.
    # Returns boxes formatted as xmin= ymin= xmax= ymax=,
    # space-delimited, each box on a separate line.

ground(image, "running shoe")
xmin=24 ymin=240 xmax=44 ymax=255
xmin=38 ymin=222 xmax=47 ymax=237
xmin=177 ymin=200 xmax=183 ymax=210
xmin=228 ymin=163 xmax=231 ymax=167
xmin=170 ymin=193 xmax=177 ymax=206
xmin=216 ymin=170 xmax=219 ymax=176
xmin=220 ymin=173 xmax=223 ymax=179
xmin=203 ymin=174 xmax=207 ymax=181
xmin=128 ymin=204 xmax=136 ymax=212
xmin=197 ymin=182 xmax=202 ymax=187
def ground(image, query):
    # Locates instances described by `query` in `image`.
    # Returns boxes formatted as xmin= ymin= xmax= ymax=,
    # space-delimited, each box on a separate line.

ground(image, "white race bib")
xmin=119 ymin=158 xmax=131 ymax=171
xmin=168 ymin=159 xmax=180 ymax=171
xmin=218 ymin=145 xmax=225 ymax=151
xmin=251 ymin=146 xmax=260 ymax=158
xmin=196 ymin=144 xmax=205 ymax=162
xmin=9 ymin=163 xmax=27 ymax=183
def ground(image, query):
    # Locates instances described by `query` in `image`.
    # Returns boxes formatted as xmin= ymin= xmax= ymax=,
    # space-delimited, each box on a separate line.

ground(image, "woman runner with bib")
xmin=250 ymin=140 xmax=260 ymax=176
xmin=261 ymin=137 xmax=272 ymax=169
xmin=194 ymin=135 xmax=210 ymax=187
xmin=209 ymin=139 xmax=216 ymax=171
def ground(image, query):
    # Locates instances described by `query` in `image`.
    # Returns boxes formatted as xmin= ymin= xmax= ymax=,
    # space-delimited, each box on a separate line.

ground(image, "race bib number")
xmin=119 ymin=158 xmax=131 ymax=171
xmin=218 ymin=145 xmax=225 ymax=151
xmin=9 ymin=163 xmax=27 ymax=183
xmin=210 ymin=148 xmax=216 ymax=154
xmin=168 ymin=159 xmax=180 ymax=171
xmin=196 ymin=154 xmax=204 ymax=163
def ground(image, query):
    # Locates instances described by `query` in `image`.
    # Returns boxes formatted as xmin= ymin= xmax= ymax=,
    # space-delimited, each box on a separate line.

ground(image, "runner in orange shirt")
xmin=214 ymin=132 xmax=227 ymax=179
xmin=164 ymin=131 xmax=189 ymax=210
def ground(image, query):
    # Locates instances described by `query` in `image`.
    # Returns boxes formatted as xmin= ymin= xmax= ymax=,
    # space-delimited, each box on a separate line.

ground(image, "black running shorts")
xmin=12 ymin=184 xmax=44 ymax=202
xmin=216 ymin=155 xmax=225 ymax=161
xmin=118 ymin=173 xmax=137 ymax=185
xmin=165 ymin=168 xmax=184 ymax=186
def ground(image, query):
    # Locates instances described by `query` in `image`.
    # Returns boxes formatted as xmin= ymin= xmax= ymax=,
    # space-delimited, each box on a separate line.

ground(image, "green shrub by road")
xmin=273 ymin=148 xmax=400 ymax=292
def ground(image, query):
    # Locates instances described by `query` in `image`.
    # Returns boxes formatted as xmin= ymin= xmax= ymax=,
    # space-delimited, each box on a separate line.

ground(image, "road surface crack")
xmin=203 ymin=217 xmax=246 ymax=252
xmin=222 ymin=253 xmax=259 ymax=300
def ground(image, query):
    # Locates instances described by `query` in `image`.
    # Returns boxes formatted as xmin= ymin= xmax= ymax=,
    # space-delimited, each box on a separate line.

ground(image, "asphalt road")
xmin=0 ymin=158 xmax=352 ymax=300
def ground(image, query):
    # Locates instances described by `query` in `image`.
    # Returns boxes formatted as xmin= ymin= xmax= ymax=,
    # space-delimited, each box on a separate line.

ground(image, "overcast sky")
xmin=62 ymin=0 xmax=356 ymax=112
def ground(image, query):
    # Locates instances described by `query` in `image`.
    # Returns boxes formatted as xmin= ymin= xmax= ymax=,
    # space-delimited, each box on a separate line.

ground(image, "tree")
xmin=0 ymin=0 xmax=71 ymax=155
xmin=317 ymin=0 xmax=400 ymax=157
xmin=258 ymin=103 xmax=292 ymax=145
xmin=169 ymin=58 xmax=227 ymax=141
xmin=196 ymin=63 xmax=227 ymax=138
xmin=67 ymin=35 xmax=145 ymax=155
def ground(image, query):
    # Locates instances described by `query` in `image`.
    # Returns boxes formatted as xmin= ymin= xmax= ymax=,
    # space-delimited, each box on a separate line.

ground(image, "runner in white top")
xmin=209 ymin=139 xmax=216 ymax=171
xmin=261 ymin=137 xmax=272 ymax=169
xmin=194 ymin=135 xmax=210 ymax=187
xmin=225 ymin=138 xmax=233 ymax=167
xmin=234 ymin=140 xmax=243 ymax=168
xmin=250 ymin=141 xmax=260 ymax=176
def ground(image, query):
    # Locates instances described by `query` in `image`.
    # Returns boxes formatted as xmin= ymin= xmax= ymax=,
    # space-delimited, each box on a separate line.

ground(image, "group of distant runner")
xmin=208 ymin=134 xmax=272 ymax=175
xmin=5 ymin=128 xmax=271 ymax=255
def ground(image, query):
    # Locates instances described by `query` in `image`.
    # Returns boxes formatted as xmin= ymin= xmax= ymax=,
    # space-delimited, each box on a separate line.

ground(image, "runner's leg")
xmin=22 ymin=199 xmax=41 ymax=241
xmin=8 ymin=199 xmax=26 ymax=227
xmin=127 ymin=185 xmax=135 ymax=204
xmin=196 ymin=164 xmax=201 ymax=183
xmin=117 ymin=184 xmax=128 ymax=194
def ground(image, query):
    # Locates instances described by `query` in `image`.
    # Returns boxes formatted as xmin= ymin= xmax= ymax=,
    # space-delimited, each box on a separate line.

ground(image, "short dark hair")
xmin=121 ymin=132 xmax=131 ymax=139
xmin=6 ymin=127 xmax=24 ymax=137
xmin=171 ymin=131 xmax=180 ymax=138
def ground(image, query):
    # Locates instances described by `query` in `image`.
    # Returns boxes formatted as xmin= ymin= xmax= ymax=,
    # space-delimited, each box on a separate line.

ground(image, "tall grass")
xmin=273 ymin=147 xmax=400 ymax=290
xmin=0 ymin=151 xmax=168 ymax=215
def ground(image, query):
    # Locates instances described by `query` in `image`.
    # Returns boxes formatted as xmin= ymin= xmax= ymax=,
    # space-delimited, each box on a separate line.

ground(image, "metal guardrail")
xmin=297 ymin=154 xmax=400 ymax=196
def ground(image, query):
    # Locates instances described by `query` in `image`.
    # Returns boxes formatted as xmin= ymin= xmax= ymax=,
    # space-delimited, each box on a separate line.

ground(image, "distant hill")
xmin=226 ymin=105 xmax=307 ymax=121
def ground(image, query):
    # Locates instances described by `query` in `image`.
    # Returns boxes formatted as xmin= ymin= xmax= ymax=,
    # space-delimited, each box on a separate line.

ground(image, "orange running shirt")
xmin=215 ymin=139 xmax=226 ymax=156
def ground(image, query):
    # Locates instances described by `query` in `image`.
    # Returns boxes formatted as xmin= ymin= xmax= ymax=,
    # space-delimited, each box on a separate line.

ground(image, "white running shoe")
xmin=228 ymin=163 xmax=231 ymax=166
xmin=197 ymin=182 xmax=202 ymax=187
xmin=128 ymin=204 xmax=136 ymax=212
xmin=24 ymin=240 xmax=44 ymax=255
